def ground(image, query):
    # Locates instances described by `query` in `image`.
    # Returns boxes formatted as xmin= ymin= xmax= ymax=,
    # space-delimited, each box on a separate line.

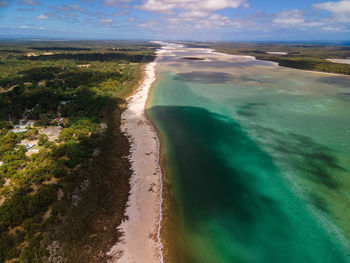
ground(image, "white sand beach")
xmin=107 ymin=51 xmax=164 ymax=263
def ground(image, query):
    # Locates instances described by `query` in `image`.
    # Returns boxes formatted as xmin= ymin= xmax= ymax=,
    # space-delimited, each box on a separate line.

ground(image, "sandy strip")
xmin=327 ymin=58 xmax=350 ymax=65
xmin=266 ymin=51 xmax=288 ymax=55
xmin=107 ymin=51 xmax=164 ymax=263
xmin=209 ymin=48 xmax=349 ymax=76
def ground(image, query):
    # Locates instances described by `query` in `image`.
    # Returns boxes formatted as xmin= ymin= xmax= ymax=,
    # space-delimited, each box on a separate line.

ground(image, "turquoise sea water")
xmin=148 ymin=45 xmax=350 ymax=262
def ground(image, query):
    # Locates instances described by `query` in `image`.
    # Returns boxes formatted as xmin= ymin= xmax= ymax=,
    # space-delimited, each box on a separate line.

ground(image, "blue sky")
xmin=0 ymin=0 xmax=349 ymax=40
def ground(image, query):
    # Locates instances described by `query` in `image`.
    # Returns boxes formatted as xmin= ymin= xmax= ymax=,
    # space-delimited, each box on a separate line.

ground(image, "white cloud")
xmin=303 ymin=21 xmax=325 ymax=27
xmin=273 ymin=9 xmax=305 ymax=26
xmin=201 ymin=0 xmax=249 ymax=10
xmin=99 ymin=18 xmax=114 ymax=23
xmin=140 ymin=12 xmax=254 ymax=34
xmin=20 ymin=25 xmax=30 ymax=29
xmin=313 ymin=1 xmax=350 ymax=23
xmin=113 ymin=9 xmax=130 ymax=16
xmin=51 ymin=4 xmax=86 ymax=13
xmin=36 ymin=14 xmax=49 ymax=20
xmin=314 ymin=0 xmax=350 ymax=14
xmin=271 ymin=9 xmax=333 ymax=31
xmin=321 ymin=25 xmax=347 ymax=31
xmin=333 ymin=13 xmax=350 ymax=22
xmin=179 ymin=10 xmax=210 ymax=18
xmin=136 ymin=0 xmax=250 ymax=35
xmin=139 ymin=19 xmax=160 ymax=30
xmin=270 ymin=8 xmax=350 ymax=33
xmin=133 ymin=0 xmax=350 ymax=38
xmin=138 ymin=0 xmax=175 ymax=13
xmin=138 ymin=0 xmax=248 ymax=15
xmin=103 ymin=0 xmax=133 ymax=7
xmin=19 ymin=0 xmax=41 ymax=5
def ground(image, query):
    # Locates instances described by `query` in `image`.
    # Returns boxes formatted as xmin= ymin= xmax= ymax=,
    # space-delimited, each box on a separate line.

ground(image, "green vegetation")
xmin=0 ymin=41 xmax=158 ymax=263
xmin=206 ymin=42 xmax=350 ymax=75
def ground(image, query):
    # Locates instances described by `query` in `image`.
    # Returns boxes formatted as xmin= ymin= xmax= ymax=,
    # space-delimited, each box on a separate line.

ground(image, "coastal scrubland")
xmin=0 ymin=41 xmax=157 ymax=263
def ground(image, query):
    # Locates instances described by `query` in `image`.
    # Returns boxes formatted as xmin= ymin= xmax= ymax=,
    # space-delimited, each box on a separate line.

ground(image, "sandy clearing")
xmin=39 ymin=126 xmax=62 ymax=141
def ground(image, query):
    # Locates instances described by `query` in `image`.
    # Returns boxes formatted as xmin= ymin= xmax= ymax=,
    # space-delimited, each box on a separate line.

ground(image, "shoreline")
xmin=145 ymin=60 xmax=172 ymax=263
xmin=107 ymin=50 xmax=164 ymax=262
xmin=145 ymin=42 xmax=187 ymax=263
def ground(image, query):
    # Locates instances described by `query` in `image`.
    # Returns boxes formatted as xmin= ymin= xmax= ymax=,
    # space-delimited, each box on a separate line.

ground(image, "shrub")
xmin=37 ymin=134 xmax=48 ymax=146
xmin=24 ymin=128 xmax=38 ymax=140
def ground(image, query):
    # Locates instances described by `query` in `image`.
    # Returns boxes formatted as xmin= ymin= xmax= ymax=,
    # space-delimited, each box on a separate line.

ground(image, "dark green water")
xmin=149 ymin=44 xmax=350 ymax=262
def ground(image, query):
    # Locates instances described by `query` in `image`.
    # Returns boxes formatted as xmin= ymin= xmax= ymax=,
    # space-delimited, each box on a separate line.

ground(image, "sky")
xmin=0 ymin=0 xmax=349 ymax=40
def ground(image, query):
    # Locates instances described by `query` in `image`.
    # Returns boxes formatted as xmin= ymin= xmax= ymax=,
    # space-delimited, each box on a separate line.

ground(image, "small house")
xmin=25 ymin=143 xmax=35 ymax=150
xmin=12 ymin=128 xmax=27 ymax=133
xmin=14 ymin=121 xmax=34 ymax=129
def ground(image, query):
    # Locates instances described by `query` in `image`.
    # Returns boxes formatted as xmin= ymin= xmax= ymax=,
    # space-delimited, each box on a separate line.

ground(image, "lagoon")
xmin=148 ymin=44 xmax=350 ymax=263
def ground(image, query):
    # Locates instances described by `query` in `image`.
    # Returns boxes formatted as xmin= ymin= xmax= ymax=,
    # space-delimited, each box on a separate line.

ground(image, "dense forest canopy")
xmin=0 ymin=40 xmax=158 ymax=263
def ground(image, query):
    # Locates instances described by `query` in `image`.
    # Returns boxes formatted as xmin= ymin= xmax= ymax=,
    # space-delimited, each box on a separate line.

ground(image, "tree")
xmin=37 ymin=134 xmax=48 ymax=146
xmin=25 ymin=128 xmax=38 ymax=140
